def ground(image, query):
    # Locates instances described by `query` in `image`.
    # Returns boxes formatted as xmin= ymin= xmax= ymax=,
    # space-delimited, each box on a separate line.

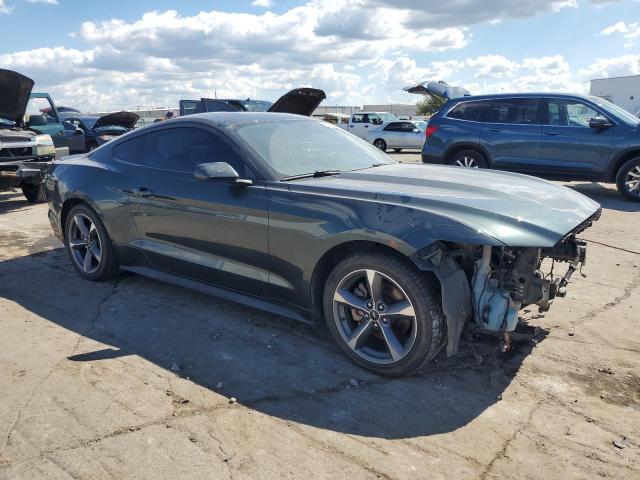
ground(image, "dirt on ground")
xmin=0 ymin=155 xmax=639 ymax=479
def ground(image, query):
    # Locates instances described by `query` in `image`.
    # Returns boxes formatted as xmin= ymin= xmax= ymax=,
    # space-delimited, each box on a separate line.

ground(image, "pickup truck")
xmin=0 ymin=69 xmax=69 ymax=203
xmin=338 ymin=111 xmax=399 ymax=139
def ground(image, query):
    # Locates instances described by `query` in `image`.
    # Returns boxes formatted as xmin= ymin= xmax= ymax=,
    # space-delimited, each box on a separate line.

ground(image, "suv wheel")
xmin=449 ymin=149 xmax=488 ymax=169
xmin=616 ymin=156 xmax=640 ymax=202
xmin=323 ymin=251 xmax=444 ymax=376
xmin=373 ymin=139 xmax=387 ymax=152
xmin=21 ymin=183 xmax=47 ymax=203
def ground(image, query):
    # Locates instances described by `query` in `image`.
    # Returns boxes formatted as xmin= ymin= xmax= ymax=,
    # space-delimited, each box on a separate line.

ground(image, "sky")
xmin=0 ymin=0 xmax=639 ymax=111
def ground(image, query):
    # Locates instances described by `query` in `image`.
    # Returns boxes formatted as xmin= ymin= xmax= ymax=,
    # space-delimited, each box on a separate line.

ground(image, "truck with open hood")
xmin=0 ymin=69 xmax=69 ymax=203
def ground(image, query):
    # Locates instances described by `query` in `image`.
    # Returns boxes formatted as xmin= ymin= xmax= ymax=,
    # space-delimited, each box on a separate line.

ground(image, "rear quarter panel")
xmin=48 ymin=149 xmax=137 ymax=245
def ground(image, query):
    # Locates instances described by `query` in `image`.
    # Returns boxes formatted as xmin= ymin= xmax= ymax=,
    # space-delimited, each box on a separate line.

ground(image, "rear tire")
xmin=64 ymin=204 xmax=119 ymax=281
xmin=21 ymin=183 xmax=47 ymax=203
xmin=615 ymin=156 xmax=640 ymax=202
xmin=322 ymin=251 xmax=444 ymax=376
xmin=373 ymin=139 xmax=387 ymax=152
xmin=449 ymin=149 xmax=488 ymax=169
xmin=87 ymin=142 xmax=98 ymax=152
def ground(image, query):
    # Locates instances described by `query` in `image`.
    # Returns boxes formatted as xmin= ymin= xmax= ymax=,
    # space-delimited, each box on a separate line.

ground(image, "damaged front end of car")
xmin=413 ymin=209 xmax=600 ymax=355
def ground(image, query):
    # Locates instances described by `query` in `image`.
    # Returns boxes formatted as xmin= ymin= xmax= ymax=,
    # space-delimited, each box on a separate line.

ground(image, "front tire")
xmin=64 ymin=204 xmax=119 ymax=281
xmin=323 ymin=251 xmax=444 ymax=376
xmin=449 ymin=149 xmax=488 ymax=169
xmin=616 ymin=156 xmax=640 ymax=202
xmin=21 ymin=183 xmax=47 ymax=203
xmin=373 ymin=139 xmax=387 ymax=152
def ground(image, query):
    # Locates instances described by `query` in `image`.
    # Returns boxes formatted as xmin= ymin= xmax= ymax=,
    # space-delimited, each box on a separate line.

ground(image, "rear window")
xmin=112 ymin=135 xmax=146 ymax=165
xmin=447 ymin=101 xmax=492 ymax=122
xmin=488 ymin=99 xmax=539 ymax=124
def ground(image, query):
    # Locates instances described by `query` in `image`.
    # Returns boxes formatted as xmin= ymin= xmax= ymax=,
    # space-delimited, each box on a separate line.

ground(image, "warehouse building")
xmin=590 ymin=75 xmax=640 ymax=115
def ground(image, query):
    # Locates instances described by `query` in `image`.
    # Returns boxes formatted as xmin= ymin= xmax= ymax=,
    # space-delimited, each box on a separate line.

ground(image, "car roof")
xmin=449 ymin=92 xmax=592 ymax=102
xmin=172 ymin=111 xmax=312 ymax=127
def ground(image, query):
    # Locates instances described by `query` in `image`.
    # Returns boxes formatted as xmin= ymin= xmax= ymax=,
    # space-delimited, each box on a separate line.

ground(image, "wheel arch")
xmin=444 ymin=143 xmax=491 ymax=166
xmin=60 ymin=197 xmax=100 ymax=239
xmin=309 ymin=240 xmax=421 ymax=323
xmin=608 ymin=148 xmax=640 ymax=182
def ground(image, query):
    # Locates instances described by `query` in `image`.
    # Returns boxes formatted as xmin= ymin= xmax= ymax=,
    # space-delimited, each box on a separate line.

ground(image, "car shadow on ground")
xmin=566 ymin=182 xmax=640 ymax=212
xmin=0 ymin=249 xmax=546 ymax=440
xmin=0 ymin=189 xmax=30 ymax=214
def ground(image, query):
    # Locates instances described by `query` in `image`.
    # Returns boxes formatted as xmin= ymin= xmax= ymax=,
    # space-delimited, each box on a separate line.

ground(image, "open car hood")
xmin=94 ymin=111 xmax=140 ymax=130
xmin=0 ymin=69 xmax=35 ymax=124
xmin=403 ymin=80 xmax=470 ymax=100
xmin=267 ymin=88 xmax=326 ymax=116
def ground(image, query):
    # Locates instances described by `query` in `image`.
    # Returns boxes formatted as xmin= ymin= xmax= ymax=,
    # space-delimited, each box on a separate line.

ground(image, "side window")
xmin=112 ymin=135 xmax=146 ymax=166
xmin=383 ymin=122 xmax=402 ymax=132
xmin=146 ymin=127 xmax=251 ymax=177
xmin=25 ymin=97 xmax=59 ymax=126
xmin=488 ymin=98 xmax=539 ymax=124
xmin=62 ymin=121 xmax=76 ymax=131
xmin=547 ymin=100 xmax=603 ymax=127
xmin=370 ymin=115 xmax=382 ymax=125
xmin=401 ymin=122 xmax=417 ymax=132
xmin=352 ymin=114 xmax=364 ymax=123
xmin=447 ymin=101 xmax=492 ymax=122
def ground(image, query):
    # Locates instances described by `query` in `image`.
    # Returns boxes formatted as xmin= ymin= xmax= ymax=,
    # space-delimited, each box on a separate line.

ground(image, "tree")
xmin=416 ymin=94 xmax=446 ymax=116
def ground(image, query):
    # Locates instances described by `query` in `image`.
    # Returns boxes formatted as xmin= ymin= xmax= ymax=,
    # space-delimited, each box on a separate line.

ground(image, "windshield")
xmin=0 ymin=117 xmax=15 ymax=126
xmin=240 ymin=100 xmax=273 ymax=112
xmin=589 ymin=96 xmax=640 ymax=125
xmin=95 ymin=125 xmax=128 ymax=133
xmin=235 ymin=119 xmax=395 ymax=178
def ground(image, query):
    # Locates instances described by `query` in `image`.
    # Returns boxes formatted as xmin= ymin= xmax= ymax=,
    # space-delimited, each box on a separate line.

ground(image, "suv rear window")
xmin=447 ymin=101 xmax=492 ymax=122
xmin=488 ymin=98 xmax=539 ymax=124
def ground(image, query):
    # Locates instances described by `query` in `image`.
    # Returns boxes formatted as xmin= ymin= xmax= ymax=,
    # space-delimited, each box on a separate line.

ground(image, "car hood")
xmin=267 ymin=88 xmax=326 ymax=116
xmin=288 ymin=163 xmax=600 ymax=247
xmin=0 ymin=69 xmax=35 ymax=124
xmin=403 ymin=80 xmax=470 ymax=99
xmin=93 ymin=111 xmax=140 ymax=130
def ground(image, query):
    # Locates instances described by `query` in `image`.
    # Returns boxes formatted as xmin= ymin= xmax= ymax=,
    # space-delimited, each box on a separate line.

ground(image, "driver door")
xmin=127 ymin=124 xmax=270 ymax=294
xmin=540 ymin=98 xmax=613 ymax=175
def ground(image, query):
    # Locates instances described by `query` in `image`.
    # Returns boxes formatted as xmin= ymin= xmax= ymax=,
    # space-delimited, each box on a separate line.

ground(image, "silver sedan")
xmin=366 ymin=120 xmax=425 ymax=152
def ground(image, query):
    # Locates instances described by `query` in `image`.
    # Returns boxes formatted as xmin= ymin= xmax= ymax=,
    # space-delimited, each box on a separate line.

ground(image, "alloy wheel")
xmin=373 ymin=140 xmax=386 ymax=151
xmin=625 ymin=165 xmax=640 ymax=197
xmin=332 ymin=269 xmax=418 ymax=365
xmin=68 ymin=213 xmax=103 ymax=274
xmin=455 ymin=156 xmax=479 ymax=168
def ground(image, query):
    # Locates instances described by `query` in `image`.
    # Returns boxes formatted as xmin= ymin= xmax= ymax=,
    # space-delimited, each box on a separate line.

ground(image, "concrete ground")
xmin=0 ymin=152 xmax=639 ymax=479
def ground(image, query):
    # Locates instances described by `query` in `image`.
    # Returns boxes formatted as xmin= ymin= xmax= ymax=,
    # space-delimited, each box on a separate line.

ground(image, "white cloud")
xmin=25 ymin=0 xmax=59 ymax=4
xmin=0 ymin=1 xmax=12 ymax=14
xmin=601 ymin=21 xmax=640 ymax=48
xmin=251 ymin=0 xmax=273 ymax=7
xmin=578 ymin=54 xmax=640 ymax=79
xmin=1 ymin=1 xmax=636 ymax=111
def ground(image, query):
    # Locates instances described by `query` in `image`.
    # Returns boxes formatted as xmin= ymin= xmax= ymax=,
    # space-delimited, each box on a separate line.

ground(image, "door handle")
xmin=544 ymin=132 xmax=561 ymax=136
xmin=129 ymin=187 xmax=154 ymax=198
xmin=349 ymin=125 xmax=354 ymax=128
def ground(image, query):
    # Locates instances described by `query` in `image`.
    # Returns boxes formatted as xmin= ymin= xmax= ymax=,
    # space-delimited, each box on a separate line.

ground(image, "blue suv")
xmin=422 ymin=93 xmax=640 ymax=201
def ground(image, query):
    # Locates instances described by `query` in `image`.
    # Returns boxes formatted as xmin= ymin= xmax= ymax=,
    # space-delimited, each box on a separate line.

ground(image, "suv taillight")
xmin=425 ymin=125 xmax=438 ymax=139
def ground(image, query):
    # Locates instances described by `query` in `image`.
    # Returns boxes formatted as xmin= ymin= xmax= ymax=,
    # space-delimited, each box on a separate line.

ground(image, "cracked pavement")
xmin=1 ymin=154 xmax=639 ymax=479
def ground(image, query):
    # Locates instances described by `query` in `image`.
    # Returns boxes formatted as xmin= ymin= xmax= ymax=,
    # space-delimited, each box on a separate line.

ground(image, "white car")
xmin=366 ymin=120 xmax=425 ymax=152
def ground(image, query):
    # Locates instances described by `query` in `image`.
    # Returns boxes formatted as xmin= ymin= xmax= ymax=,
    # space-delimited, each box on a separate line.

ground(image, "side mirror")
xmin=74 ymin=128 xmax=84 ymax=135
xmin=588 ymin=117 xmax=612 ymax=129
xmin=194 ymin=162 xmax=251 ymax=185
xmin=412 ymin=128 xmax=420 ymax=133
